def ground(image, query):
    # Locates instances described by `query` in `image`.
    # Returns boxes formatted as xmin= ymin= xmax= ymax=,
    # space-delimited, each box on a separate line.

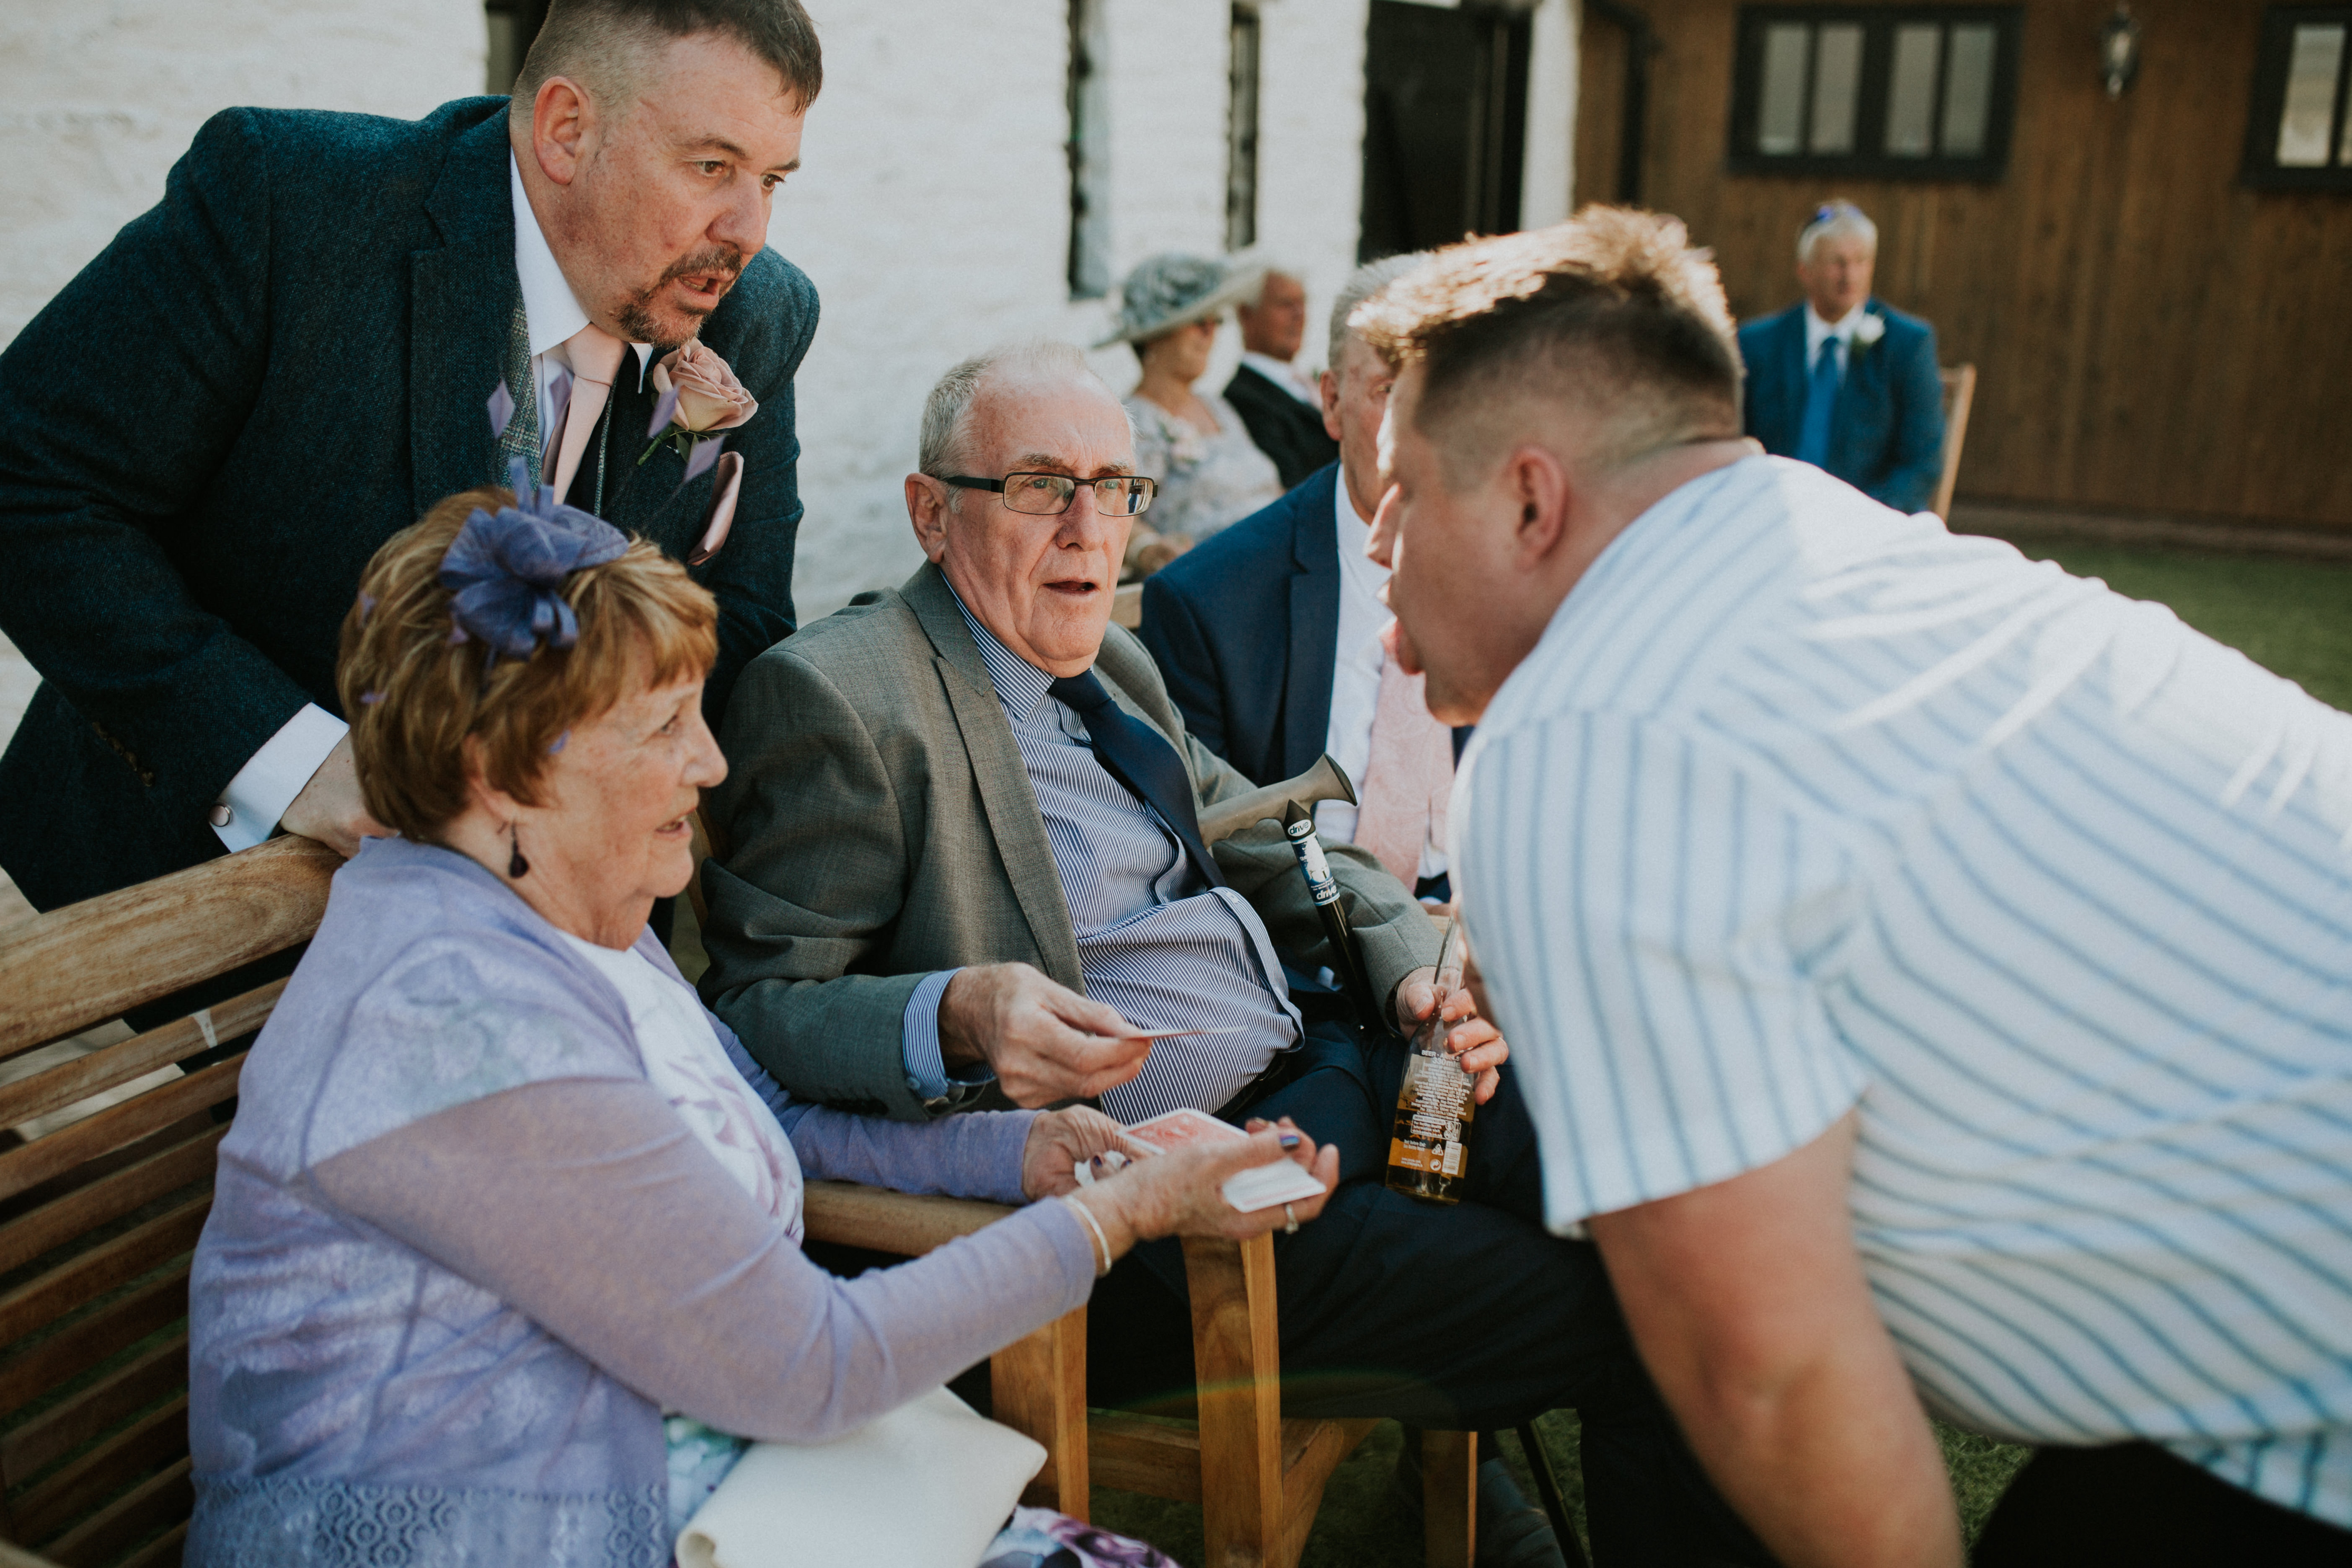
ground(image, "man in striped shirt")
xmin=1359 ymin=211 xmax=2352 ymax=1566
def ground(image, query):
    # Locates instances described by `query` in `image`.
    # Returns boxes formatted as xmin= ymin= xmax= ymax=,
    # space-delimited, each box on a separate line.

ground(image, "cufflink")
xmin=208 ymin=804 xmax=234 ymax=828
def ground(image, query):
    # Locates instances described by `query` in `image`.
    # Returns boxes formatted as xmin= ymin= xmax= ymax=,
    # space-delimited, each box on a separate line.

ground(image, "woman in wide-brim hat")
xmin=1101 ymin=253 xmax=1284 ymax=576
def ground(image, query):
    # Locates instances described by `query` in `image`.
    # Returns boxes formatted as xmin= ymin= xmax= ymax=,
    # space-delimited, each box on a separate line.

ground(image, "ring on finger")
xmin=1282 ymin=1203 xmax=1300 ymax=1235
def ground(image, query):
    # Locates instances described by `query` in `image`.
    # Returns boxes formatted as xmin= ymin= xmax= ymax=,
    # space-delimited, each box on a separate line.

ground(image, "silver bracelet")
xmin=1059 ymin=1194 xmax=1114 ymax=1278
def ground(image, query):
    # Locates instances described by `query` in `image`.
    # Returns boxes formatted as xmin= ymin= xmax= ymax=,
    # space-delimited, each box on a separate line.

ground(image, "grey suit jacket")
xmin=700 ymin=561 xmax=1442 ymax=1121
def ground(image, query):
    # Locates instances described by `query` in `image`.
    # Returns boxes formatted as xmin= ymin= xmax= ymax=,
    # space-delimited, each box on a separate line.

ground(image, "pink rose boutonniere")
xmin=640 ymin=338 xmax=759 ymax=468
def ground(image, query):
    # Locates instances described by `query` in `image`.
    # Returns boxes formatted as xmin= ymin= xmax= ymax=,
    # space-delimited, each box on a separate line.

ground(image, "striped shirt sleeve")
xmin=1460 ymin=710 xmax=1869 ymax=1228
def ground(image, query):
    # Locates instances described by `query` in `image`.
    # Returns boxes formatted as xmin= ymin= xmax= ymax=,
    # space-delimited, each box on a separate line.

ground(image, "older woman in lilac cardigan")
xmin=186 ymin=480 xmax=1336 ymax=1568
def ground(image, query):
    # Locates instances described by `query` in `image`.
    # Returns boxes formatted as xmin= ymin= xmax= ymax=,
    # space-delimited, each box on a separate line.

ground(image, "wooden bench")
xmin=0 ymin=835 xmax=339 ymax=1568
xmin=0 ymin=834 xmax=1474 ymax=1568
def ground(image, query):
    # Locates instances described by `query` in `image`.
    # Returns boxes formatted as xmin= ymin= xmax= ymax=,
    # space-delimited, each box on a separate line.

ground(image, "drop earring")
xmin=506 ymin=822 xmax=529 ymax=879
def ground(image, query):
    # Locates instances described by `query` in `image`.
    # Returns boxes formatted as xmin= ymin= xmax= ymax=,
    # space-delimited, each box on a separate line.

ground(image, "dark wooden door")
xmin=1359 ymin=1 xmax=1533 ymax=260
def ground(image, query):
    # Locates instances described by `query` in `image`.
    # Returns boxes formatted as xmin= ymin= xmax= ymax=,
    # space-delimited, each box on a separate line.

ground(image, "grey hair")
xmin=1329 ymin=253 xmax=1433 ymax=359
xmin=918 ymin=340 xmax=1115 ymax=483
xmin=1797 ymin=199 xmax=1877 ymax=263
xmin=1248 ymin=265 xmax=1302 ymax=306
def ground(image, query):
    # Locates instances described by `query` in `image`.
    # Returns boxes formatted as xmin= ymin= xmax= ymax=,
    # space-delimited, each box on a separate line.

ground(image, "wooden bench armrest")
xmin=799 ymin=1179 xmax=1019 ymax=1257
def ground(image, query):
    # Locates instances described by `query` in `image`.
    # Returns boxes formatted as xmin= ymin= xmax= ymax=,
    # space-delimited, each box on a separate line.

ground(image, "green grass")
xmin=1087 ymin=539 xmax=2345 ymax=1564
xmin=1089 ymin=1413 xmax=2029 ymax=1566
xmin=2020 ymin=542 xmax=2352 ymax=712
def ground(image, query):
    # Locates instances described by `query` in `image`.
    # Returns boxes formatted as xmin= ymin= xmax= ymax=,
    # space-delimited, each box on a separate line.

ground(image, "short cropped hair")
xmin=1798 ymin=199 xmax=1877 ymax=263
xmin=1328 ymin=252 xmax=1430 ymax=364
xmin=917 ymin=340 xmax=1118 ymax=484
xmin=510 ymin=0 xmax=823 ymax=123
xmin=337 ymin=488 xmax=719 ymax=841
xmin=1352 ymin=207 xmax=1742 ymax=482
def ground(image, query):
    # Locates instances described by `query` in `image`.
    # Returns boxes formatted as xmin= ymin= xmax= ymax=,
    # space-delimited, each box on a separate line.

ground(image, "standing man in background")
xmin=1224 ymin=268 xmax=1341 ymax=489
xmin=0 ymin=0 xmax=820 ymax=921
xmin=1738 ymin=200 xmax=1945 ymax=513
xmin=1143 ymin=255 xmax=1458 ymax=905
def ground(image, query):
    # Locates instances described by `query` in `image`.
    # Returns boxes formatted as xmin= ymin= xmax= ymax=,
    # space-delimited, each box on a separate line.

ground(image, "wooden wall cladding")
xmin=1576 ymin=0 xmax=2352 ymax=532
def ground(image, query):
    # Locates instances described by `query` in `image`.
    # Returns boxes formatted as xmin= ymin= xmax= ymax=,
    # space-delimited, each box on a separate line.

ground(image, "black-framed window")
xmin=1226 ymin=5 xmax=1263 ymax=251
xmin=1728 ymin=6 xmax=2019 ymax=181
xmin=484 ymin=0 xmax=549 ymax=95
xmin=2243 ymin=7 xmax=2352 ymax=189
xmin=1066 ymin=0 xmax=1112 ymax=299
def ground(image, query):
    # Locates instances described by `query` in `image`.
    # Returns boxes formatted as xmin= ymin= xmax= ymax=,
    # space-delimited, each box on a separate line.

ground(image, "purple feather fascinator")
xmin=438 ymin=457 xmax=629 ymax=659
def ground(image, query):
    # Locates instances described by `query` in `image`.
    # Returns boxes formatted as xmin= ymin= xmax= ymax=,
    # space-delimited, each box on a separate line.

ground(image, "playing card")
xmin=1116 ymin=1109 xmax=1327 ymax=1214
xmin=1112 ymin=1026 xmax=1248 ymax=1041
xmin=1119 ymin=1107 xmax=1239 ymax=1155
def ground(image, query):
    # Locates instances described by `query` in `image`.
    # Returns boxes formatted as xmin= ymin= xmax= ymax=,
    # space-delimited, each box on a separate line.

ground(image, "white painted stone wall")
xmin=0 ymin=0 xmax=1566 ymax=619
xmin=0 ymin=0 xmax=487 ymax=344
xmin=779 ymin=0 xmax=1372 ymax=615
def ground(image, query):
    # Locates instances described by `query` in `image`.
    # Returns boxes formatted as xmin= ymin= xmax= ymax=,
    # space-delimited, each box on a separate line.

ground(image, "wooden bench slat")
xmin=11 ymin=1396 xmax=188 ymax=1545
xmin=0 ymin=1131 xmax=223 ymax=1283
xmin=0 ymin=983 xmax=282 ymax=1131
xmin=36 ymin=1455 xmax=189 ymax=1567
xmin=0 ymin=837 xmax=334 ymax=1062
xmin=800 ymin=1181 xmax=1015 ymax=1256
xmin=0 ymin=1064 xmax=241 ymax=1207
xmin=0 ymin=1197 xmax=211 ymax=1347
xmin=4 ymin=1336 xmax=187 ymax=1483
xmin=1089 ymin=1413 xmax=1204 ymax=1502
xmin=0 ymin=1266 xmax=187 ymax=1418
xmin=113 ymin=1519 xmax=183 ymax=1568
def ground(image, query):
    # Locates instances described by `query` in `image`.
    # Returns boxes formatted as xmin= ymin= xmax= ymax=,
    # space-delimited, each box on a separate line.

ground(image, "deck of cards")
xmin=1083 ymin=1107 xmax=1327 ymax=1214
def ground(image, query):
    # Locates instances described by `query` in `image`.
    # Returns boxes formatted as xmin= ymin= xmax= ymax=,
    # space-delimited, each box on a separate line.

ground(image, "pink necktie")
xmin=547 ymin=323 xmax=629 ymax=504
xmin=1354 ymin=641 xmax=1454 ymax=889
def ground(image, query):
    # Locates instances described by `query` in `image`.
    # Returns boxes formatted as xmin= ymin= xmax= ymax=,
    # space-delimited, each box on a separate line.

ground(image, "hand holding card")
xmin=1114 ymin=1108 xmax=1329 ymax=1214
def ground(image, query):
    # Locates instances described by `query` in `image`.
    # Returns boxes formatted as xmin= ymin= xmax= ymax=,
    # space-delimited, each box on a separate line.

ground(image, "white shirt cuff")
xmin=212 ymin=704 xmax=347 ymax=852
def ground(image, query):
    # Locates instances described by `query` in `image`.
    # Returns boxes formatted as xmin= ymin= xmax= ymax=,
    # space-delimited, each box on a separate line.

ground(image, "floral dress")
xmin=1124 ymin=391 xmax=1284 ymax=547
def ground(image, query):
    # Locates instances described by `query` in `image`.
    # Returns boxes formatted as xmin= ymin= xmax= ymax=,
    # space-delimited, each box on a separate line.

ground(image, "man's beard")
xmin=620 ymin=245 xmax=745 ymax=348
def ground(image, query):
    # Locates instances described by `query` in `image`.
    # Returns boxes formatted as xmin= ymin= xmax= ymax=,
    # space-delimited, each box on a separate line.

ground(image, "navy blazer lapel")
xmin=410 ymin=114 xmax=517 ymax=513
xmin=1283 ymin=470 xmax=1341 ymax=778
xmin=1775 ymin=310 xmax=1810 ymax=439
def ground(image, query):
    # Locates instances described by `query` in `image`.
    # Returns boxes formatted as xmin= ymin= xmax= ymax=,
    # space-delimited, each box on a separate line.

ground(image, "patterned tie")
xmin=548 ymin=323 xmax=629 ymax=504
xmin=1354 ymin=650 xmax=1453 ymax=888
xmin=494 ymin=295 xmax=541 ymax=483
xmin=1795 ymin=335 xmax=1842 ymax=467
xmin=1047 ymin=671 xmax=1228 ymax=891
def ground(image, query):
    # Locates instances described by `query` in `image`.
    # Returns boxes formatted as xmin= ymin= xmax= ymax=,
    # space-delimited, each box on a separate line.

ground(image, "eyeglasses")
xmin=943 ymin=471 xmax=1158 ymax=518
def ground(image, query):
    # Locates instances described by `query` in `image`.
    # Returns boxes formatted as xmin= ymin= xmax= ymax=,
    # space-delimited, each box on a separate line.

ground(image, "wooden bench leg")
xmin=1184 ymin=1233 xmax=1286 ymax=1568
xmin=1422 ymin=1429 xmax=1476 ymax=1568
xmin=992 ymin=1306 xmax=1091 ymax=1519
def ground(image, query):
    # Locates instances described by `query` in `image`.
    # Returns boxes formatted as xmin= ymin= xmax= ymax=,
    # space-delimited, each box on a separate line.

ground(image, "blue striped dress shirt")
xmin=1460 ymin=455 xmax=2352 ymax=1525
xmin=901 ymin=590 xmax=1301 ymax=1121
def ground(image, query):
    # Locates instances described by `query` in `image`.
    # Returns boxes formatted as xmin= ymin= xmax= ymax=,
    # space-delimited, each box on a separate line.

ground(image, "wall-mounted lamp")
xmin=2100 ymin=3 xmax=2142 ymax=99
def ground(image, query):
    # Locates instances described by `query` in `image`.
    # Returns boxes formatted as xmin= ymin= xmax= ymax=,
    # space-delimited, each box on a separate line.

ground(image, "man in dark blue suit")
xmin=1144 ymin=256 xmax=1462 ymax=906
xmin=1737 ymin=200 xmax=1945 ymax=514
xmin=0 ymin=0 xmax=821 ymax=917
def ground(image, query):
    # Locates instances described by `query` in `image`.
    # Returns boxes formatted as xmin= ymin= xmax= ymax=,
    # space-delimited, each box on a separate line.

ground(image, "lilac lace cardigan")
xmin=187 ymin=837 xmax=1094 ymax=1567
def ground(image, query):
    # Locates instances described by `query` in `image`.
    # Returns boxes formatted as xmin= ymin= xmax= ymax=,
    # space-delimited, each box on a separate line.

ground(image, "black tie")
xmin=1048 ymin=671 xmax=1227 ymax=891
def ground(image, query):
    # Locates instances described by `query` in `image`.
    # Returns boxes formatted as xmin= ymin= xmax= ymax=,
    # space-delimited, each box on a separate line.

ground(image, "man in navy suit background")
xmin=0 ymin=0 xmax=822 ymax=917
xmin=1144 ymin=254 xmax=1460 ymax=905
xmin=1737 ymin=200 xmax=1945 ymax=514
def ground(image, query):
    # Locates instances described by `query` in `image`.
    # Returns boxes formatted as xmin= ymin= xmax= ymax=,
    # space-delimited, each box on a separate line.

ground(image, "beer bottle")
xmin=1386 ymin=921 xmax=1473 ymax=1204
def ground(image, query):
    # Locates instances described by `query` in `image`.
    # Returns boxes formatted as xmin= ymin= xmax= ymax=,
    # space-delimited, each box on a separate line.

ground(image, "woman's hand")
xmin=1067 ymin=1118 xmax=1340 ymax=1262
xmin=1020 ymin=1107 xmax=1131 ymax=1199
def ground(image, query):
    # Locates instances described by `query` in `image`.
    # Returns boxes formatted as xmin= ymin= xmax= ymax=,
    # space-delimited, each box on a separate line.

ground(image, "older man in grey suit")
xmin=696 ymin=343 xmax=1774 ymax=1565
